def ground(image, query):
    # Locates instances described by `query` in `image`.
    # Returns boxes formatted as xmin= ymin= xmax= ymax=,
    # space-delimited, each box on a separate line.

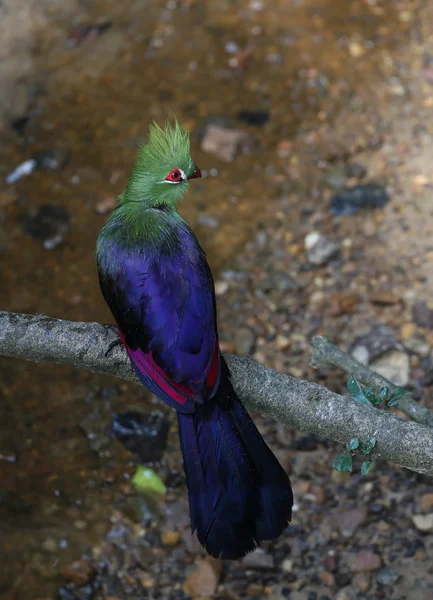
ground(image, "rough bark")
xmin=1 ymin=311 xmax=433 ymax=476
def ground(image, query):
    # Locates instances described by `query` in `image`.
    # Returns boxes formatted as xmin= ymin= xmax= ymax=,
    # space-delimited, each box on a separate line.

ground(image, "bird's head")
xmin=123 ymin=119 xmax=201 ymax=208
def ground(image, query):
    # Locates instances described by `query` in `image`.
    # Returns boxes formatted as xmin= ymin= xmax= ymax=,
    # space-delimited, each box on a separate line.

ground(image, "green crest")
xmin=122 ymin=118 xmax=197 ymax=207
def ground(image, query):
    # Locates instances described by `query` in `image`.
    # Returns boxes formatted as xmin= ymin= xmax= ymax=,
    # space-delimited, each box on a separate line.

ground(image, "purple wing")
xmin=97 ymin=229 xmax=220 ymax=414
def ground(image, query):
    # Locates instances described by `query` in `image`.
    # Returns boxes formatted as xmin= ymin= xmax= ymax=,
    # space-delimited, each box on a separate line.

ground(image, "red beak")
xmin=188 ymin=166 xmax=202 ymax=180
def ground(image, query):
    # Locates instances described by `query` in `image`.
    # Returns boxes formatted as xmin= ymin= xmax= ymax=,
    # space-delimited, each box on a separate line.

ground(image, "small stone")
xmin=74 ymin=520 xmax=87 ymax=530
xmin=375 ymin=567 xmax=400 ymax=586
xmin=349 ymin=550 xmax=382 ymax=572
xmin=138 ymin=571 xmax=156 ymax=588
xmin=404 ymin=336 xmax=431 ymax=357
xmin=246 ymin=583 xmax=265 ymax=596
xmin=324 ymin=166 xmax=348 ymax=190
xmin=350 ymin=325 xmax=397 ymax=364
xmin=419 ymin=493 xmax=433 ymax=510
xmin=353 ymin=571 xmax=371 ymax=591
xmin=95 ymin=194 xmax=117 ymax=214
xmin=412 ymin=513 xmax=433 ymax=532
xmin=370 ymin=350 xmax=409 ymax=386
xmin=41 ymin=537 xmax=58 ymax=553
xmin=183 ymin=557 xmax=222 ymax=597
xmin=281 ymin=558 xmax=294 ymax=572
xmin=108 ymin=410 xmax=169 ymax=463
xmin=349 ymin=42 xmax=365 ymax=58
xmin=275 ymin=334 xmax=290 ymax=351
xmin=305 ymin=231 xmax=339 ymax=265
xmin=413 ymin=301 xmax=433 ymax=329
xmin=234 ymin=327 xmax=256 ymax=355
xmin=161 ymin=530 xmax=181 ymax=546
xmin=196 ymin=213 xmax=220 ymax=228
xmin=21 ymin=204 xmax=71 ymax=249
xmin=33 ymin=147 xmax=70 ymax=170
xmin=328 ymin=293 xmax=360 ymax=316
xmin=330 ymin=184 xmax=389 ymax=216
xmin=61 ymin=560 xmax=95 ymax=586
xmin=335 ymin=586 xmax=357 ymax=600
xmin=330 ymin=507 xmax=367 ymax=538
xmin=237 ymin=109 xmax=269 ymax=126
xmin=201 ymin=124 xmax=248 ymax=162
xmin=369 ymin=291 xmax=400 ymax=305
xmin=345 ymin=163 xmax=367 ymax=178
xmin=242 ymin=549 xmax=275 ymax=569
xmin=310 ymin=485 xmax=325 ymax=505
xmin=320 ymin=571 xmax=335 ymax=586
xmin=401 ymin=322 xmax=416 ymax=340
xmin=215 ymin=280 xmax=229 ymax=296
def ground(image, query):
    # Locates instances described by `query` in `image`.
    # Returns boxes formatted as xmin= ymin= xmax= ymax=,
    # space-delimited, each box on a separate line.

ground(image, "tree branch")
xmin=310 ymin=334 xmax=433 ymax=427
xmin=1 ymin=311 xmax=433 ymax=476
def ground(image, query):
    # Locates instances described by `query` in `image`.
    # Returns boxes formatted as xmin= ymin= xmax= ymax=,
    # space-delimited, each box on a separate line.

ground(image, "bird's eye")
xmin=165 ymin=168 xmax=184 ymax=183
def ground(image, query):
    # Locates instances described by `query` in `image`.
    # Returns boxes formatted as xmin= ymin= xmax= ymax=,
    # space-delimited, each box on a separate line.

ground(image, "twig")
xmin=1 ymin=311 xmax=433 ymax=476
xmin=310 ymin=334 xmax=433 ymax=427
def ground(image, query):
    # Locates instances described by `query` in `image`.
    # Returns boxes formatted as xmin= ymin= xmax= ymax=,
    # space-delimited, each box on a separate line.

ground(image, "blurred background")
xmin=1 ymin=0 xmax=433 ymax=598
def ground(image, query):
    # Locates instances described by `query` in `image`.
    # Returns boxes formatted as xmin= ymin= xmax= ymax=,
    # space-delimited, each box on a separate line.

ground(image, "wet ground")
xmin=1 ymin=0 xmax=433 ymax=598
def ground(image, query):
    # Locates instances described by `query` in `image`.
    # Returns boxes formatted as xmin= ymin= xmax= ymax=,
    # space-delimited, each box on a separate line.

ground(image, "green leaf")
xmin=378 ymin=386 xmax=390 ymax=402
xmin=361 ymin=461 xmax=371 ymax=475
xmin=332 ymin=453 xmax=353 ymax=472
xmin=346 ymin=376 xmax=372 ymax=407
xmin=387 ymin=387 xmax=410 ymax=407
xmin=360 ymin=436 xmax=377 ymax=456
xmin=362 ymin=387 xmax=376 ymax=402
xmin=132 ymin=466 xmax=166 ymax=496
xmin=346 ymin=437 xmax=360 ymax=451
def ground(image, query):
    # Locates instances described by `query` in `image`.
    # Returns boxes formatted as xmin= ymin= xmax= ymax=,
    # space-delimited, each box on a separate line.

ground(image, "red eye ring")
xmin=165 ymin=168 xmax=183 ymax=183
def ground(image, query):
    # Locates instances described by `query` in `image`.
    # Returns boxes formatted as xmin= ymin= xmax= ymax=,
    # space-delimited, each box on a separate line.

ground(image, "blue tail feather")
xmin=177 ymin=367 xmax=293 ymax=559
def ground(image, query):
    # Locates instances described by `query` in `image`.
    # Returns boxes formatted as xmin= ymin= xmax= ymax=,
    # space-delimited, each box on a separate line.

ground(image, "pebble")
xmin=353 ymin=571 xmax=371 ymax=591
xmin=330 ymin=184 xmax=389 ymax=216
xmin=183 ymin=557 xmax=222 ymax=597
xmin=419 ymin=493 xmax=433 ymax=510
xmin=95 ymin=194 xmax=117 ymax=214
xmin=237 ymin=109 xmax=270 ymax=126
xmin=370 ymin=349 xmax=409 ymax=387
xmin=345 ymin=162 xmax=367 ymax=178
xmin=349 ymin=549 xmax=382 ymax=572
xmin=320 ymin=571 xmax=335 ymax=586
xmin=108 ymin=410 xmax=169 ymax=462
xmin=242 ymin=549 xmax=275 ymax=569
xmin=412 ymin=513 xmax=433 ymax=532
xmin=215 ymin=280 xmax=229 ymax=296
xmin=234 ymin=327 xmax=256 ymax=355
xmin=375 ymin=566 xmax=400 ymax=586
xmin=324 ymin=166 xmax=348 ymax=189
xmin=330 ymin=507 xmax=367 ymax=538
xmin=275 ymin=334 xmax=291 ymax=351
xmin=335 ymin=586 xmax=357 ymax=600
xmin=196 ymin=213 xmax=220 ymax=228
xmin=21 ymin=204 xmax=71 ymax=249
xmin=61 ymin=560 xmax=95 ymax=586
xmin=350 ymin=325 xmax=397 ymax=364
xmin=413 ymin=301 xmax=433 ymax=329
xmin=304 ymin=231 xmax=339 ymax=265
xmin=161 ymin=530 xmax=181 ymax=546
xmin=201 ymin=124 xmax=248 ymax=162
xmin=369 ymin=290 xmax=400 ymax=305
xmin=41 ymin=537 xmax=58 ymax=553
xmin=246 ymin=583 xmax=266 ymax=596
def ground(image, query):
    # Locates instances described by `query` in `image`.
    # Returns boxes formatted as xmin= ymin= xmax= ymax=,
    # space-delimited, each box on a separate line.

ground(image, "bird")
xmin=96 ymin=119 xmax=293 ymax=559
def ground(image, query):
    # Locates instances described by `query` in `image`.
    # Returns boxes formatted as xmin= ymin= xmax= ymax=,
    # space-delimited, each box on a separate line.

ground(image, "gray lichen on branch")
xmin=1 ymin=311 xmax=433 ymax=476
